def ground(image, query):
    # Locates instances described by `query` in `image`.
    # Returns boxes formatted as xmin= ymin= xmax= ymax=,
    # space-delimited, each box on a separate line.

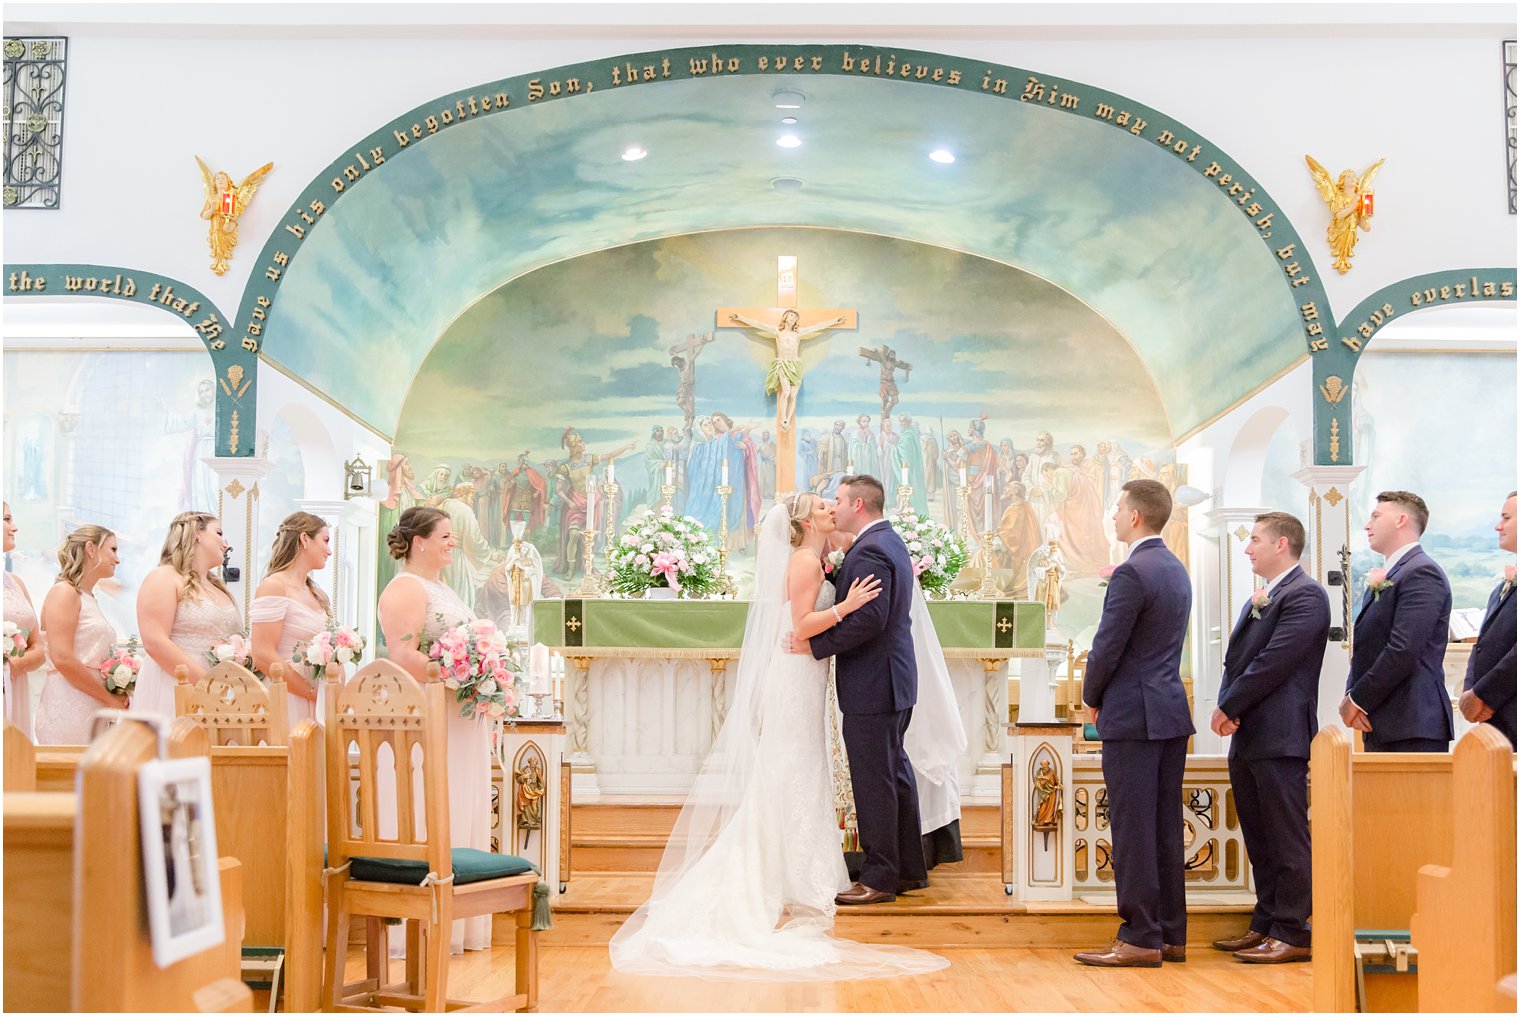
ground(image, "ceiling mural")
xmin=261 ymin=71 xmax=1304 ymax=438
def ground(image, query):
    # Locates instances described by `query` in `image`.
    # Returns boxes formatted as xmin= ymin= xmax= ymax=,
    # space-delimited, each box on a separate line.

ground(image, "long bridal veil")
xmin=609 ymin=500 xmax=947 ymax=982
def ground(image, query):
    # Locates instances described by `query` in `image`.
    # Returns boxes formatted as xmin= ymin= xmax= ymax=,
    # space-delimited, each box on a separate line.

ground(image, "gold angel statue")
xmin=196 ymin=157 xmax=274 ymax=276
xmin=1305 ymin=155 xmax=1384 ymax=275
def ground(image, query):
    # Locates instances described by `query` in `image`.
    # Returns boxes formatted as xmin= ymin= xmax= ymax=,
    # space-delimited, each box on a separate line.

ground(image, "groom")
xmin=788 ymin=474 xmax=926 ymax=904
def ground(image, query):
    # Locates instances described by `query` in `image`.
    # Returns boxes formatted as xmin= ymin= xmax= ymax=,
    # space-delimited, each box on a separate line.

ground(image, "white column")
xmin=205 ymin=456 xmax=275 ymax=629
xmin=295 ymin=497 xmax=376 ymax=649
xmin=1198 ymin=506 xmax=1272 ymax=753
xmin=1293 ymin=466 xmax=1367 ymax=733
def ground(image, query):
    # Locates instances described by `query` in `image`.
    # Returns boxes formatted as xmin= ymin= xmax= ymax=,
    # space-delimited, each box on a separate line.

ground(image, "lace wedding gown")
xmin=131 ymin=593 xmax=243 ymax=719
xmin=610 ymin=504 xmax=947 ymax=981
xmin=249 ymin=594 xmax=328 ymax=727
xmin=35 ymin=590 xmax=120 ymax=744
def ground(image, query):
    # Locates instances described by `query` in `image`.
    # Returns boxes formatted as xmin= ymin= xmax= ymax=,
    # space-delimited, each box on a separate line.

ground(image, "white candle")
xmin=530 ymin=643 xmax=550 ymax=695
xmin=607 ymin=458 xmax=615 ymax=485
xmin=959 ymin=466 xmax=968 ymax=487
xmin=900 ymin=463 xmax=909 ymax=486
xmin=665 ymin=462 xmax=673 ymax=486
xmin=984 ymin=481 xmax=994 ymax=531
xmin=552 ymin=658 xmax=564 ymax=711
xmin=847 ymin=459 xmax=854 ymax=473
xmin=722 ymin=458 xmax=729 ymax=486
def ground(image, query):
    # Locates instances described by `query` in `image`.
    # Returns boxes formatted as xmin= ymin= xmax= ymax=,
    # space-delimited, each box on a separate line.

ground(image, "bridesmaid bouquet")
xmin=419 ymin=617 xmax=523 ymax=721
xmin=100 ymin=636 xmax=144 ymax=698
xmin=206 ymin=631 xmax=254 ymax=669
xmin=3 ymin=620 xmax=28 ymax=659
xmin=888 ymin=507 xmax=969 ymax=597
xmin=292 ymin=624 xmax=367 ymax=682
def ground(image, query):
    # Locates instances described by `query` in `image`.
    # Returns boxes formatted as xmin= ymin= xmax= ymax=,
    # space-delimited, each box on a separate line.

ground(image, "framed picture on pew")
xmin=137 ymin=755 xmax=225 ymax=968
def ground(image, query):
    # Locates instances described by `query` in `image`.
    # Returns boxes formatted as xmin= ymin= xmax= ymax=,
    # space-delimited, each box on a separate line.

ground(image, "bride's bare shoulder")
xmin=787 ymin=548 xmax=823 ymax=573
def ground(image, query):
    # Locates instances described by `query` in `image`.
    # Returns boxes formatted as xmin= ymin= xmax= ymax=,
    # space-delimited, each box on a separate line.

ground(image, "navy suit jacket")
xmin=1082 ymin=538 xmax=1195 ymax=741
xmin=1346 ymin=545 xmax=1454 ymax=743
xmin=1464 ymin=578 xmax=1516 ymax=748
xmin=1216 ymin=566 xmax=1330 ymax=760
xmin=810 ymin=520 xmax=918 ymax=715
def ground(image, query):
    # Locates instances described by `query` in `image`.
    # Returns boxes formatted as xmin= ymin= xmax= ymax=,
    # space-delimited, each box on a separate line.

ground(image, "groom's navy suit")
xmin=1081 ymin=536 xmax=1194 ymax=950
xmin=1463 ymin=577 xmax=1516 ymax=749
xmin=1216 ymin=565 xmax=1329 ymax=948
xmin=811 ymin=517 xmax=926 ymax=893
xmin=1346 ymin=545 xmax=1453 ymax=752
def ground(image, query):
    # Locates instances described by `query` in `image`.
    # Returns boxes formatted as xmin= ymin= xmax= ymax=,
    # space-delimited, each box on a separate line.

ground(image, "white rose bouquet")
xmin=416 ymin=616 xmax=523 ymax=721
xmin=99 ymin=636 xmax=144 ymax=699
xmin=607 ymin=506 xmax=721 ymax=598
xmin=888 ymin=507 xmax=969 ymax=597
xmin=292 ymin=624 xmax=367 ymax=682
xmin=207 ymin=631 xmax=254 ymax=669
xmin=3 ymin=620 xmax=28 ymax=659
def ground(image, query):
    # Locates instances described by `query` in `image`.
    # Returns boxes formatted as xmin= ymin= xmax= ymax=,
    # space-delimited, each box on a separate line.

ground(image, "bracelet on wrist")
xmin=831 ymin=605 xmax=843 ymax=625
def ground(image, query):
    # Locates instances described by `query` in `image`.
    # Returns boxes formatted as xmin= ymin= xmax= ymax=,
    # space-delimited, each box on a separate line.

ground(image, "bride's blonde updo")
xmin=782 ymin=492 xmax=817 ymax=548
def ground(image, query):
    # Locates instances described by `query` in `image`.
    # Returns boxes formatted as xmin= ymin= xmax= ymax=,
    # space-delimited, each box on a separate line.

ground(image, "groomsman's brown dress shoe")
xmin=1233 ymin=938 xmax=1311 ymax=963
xmin=1073 ymin=938 xmax=1163 ymax=968
xmin=835 ymin=882 xmax=896 ymax=905
xmin=1212 ymin=929 xmax=1267 ymax=952
xmin=1161 ymin=944 xmax=1186 ymax=963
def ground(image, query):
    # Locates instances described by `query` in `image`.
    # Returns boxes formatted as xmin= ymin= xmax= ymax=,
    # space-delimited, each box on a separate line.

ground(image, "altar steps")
xmin=535 ymin=871 xmax=1256 ymax=949
xmin=569 ymin=798 xmax=1005 ymax=874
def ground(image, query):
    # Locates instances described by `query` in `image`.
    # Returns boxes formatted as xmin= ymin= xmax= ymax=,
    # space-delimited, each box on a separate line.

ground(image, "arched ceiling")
xmin=262 ymin=68 xmax=1304 ymax=440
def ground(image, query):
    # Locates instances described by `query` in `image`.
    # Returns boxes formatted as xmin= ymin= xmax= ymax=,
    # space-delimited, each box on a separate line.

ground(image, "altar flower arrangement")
xmin=3 ymin=620 xmax=28 ymax=659
xmin=207 ymin=631 xmax=254 ymax=669
xmin=1366 ymin=567 xmax=1393 ymax=601
xmin=292 ymin=624 xmax=367 ymax=683
xmin=888 ymin=507 xmax=968 ymax=598
xmin=606 ymin=507 xmax=721 ymax=598
xmin=416 ymin=616 xmax=523 ymax=721
xmin=100 ymin=636 xmax=144 ymax=698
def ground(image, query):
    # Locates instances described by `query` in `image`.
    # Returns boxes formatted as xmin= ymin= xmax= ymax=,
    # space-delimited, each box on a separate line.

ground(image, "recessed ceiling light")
xmin=777 ymin=134 xmax=801 ymax=149
xmin=621 ymin=146 xmax=648 ymax=162
xmin=781 ymin=116 xmax=798 ymax=125
xmin=929 ymin=149 xmax=956 ymax=164
xmin=772 ymin=89 xmax=806 ymax=109
xmin=772 ymin=176 xmax=806 ymax=193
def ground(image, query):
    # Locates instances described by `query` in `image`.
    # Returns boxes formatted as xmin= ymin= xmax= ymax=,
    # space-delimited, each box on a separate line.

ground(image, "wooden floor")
xmin=342 ymin=941 xmax=1312 ymax=1013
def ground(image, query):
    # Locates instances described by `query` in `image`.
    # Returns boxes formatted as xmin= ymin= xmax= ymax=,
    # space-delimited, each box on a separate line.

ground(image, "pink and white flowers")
xmin=417 ymin=615 xmax=523 ymax=721
xmin=1504 ymin=564 xmax=1516 ymax=596
xmin=1366 ymin=567 xmax=1393 ymax=601
xmin=823 ymin=549 xmax=845 ymax=577
xmin=607 ymin=507 xmax=721 ymax=598
xmin=293 ymin=624 xmax=367 ymax=682
xmin=1249 ymin=588 xmax=1272 ymax=620
xmin=887 ymin=508 xmax=968 ymax=597
xmin=3 ymin=620 xmax=28 ymax=659
xmin=207 ymin=631 xmax=253 ymax=669
xmin=99 ymin=636 xmax=144 ymax=698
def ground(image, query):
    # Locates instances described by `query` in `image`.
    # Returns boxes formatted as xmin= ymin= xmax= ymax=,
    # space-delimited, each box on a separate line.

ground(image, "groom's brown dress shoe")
xmin=1233 ymin=938 xmax=1311 ymax=964
xmin=835 ymin=882 xmax=896 ymax=905
xmin=1161 ymin=944 xmax=1186 ymax=963
xmin=1073 ymin=938 xmax=1163 ymax=968
xmin=1212 ymin=929 xmax=1267 ymax=952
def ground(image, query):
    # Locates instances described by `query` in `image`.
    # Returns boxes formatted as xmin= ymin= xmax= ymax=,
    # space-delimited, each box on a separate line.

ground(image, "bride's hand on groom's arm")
xmin=842 ymin=575 xmax=881 ymax=613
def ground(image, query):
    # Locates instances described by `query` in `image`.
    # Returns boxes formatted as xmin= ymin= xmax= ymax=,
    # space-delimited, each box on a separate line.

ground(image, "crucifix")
xmin=717 ymin=256 xmax=856 ymax=494
xmin=859 ymin=343 xmax=913 ymax=427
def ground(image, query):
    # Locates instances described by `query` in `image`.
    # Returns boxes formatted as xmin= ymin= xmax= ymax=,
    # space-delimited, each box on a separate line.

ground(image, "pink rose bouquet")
xmin=418 ymin=615 xmax=522 ymax=721
xmin=99 ymin=636 xmax=144 ymax=698
xmin=293 ymin=624 xmax=367 ymax=682
xmin=207 ymin=631 xmax=254 ymax=669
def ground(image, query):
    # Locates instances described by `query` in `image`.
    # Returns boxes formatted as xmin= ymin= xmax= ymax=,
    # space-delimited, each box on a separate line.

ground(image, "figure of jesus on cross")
xmin=859 ymin=343 xmax=913 ymax=423
xmin=718 ymin=256 xmax=856 ymax=493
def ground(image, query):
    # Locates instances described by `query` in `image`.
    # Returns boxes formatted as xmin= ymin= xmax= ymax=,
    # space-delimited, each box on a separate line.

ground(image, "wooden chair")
xmin=321 ymin=660 xmax=540 ymax=1013
xmin=4 ymin=721 xmax=36 ymax=791
xmin=175 ymin=661 xmax=289 ymax=747
xmin=1411 ymin=725 xmax=1516 ymax=1012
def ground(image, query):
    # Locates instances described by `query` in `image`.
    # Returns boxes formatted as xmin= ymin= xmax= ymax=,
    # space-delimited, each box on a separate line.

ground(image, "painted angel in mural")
xmin=196 ymin=157 xmax=274 ymax=276
xmin=1304 ymin=154 xmax=1384 ymax=275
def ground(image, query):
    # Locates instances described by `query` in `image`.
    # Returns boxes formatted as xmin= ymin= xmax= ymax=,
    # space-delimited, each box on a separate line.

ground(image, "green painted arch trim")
xmin=231 ymin=42 xmax=1334 ymax=432
xmin=3 ymin=262 xmax=253 ymax=456
xmin=1310 ymin=267 xmax=1517 ymax=465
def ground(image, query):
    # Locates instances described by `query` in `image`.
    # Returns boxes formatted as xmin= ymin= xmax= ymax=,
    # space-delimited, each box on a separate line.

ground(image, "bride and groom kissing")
xmin=610 ymin=475 xmax=949 ymax=981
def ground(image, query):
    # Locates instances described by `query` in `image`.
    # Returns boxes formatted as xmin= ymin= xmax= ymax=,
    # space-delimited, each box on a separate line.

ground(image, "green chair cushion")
xmin=350 ymin=848 xmax=535 ymax=886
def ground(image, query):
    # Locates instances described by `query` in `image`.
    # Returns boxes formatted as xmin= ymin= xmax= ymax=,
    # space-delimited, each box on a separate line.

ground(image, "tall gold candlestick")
xmin=978 ymin=532 xmax=1004 ymax=600
xmin=956 ymin=483 xmax=971 ymax=545
xmin=896 ymin=484 xmax=914 ymax=515
xmin=601 ymin=482 xmax=619 ymax=583
xmin=660 ymin=484 xmax=676 ymax=510
xmin=575 ymin=527 xmax=601 ymax=595
xmin=715 ymin=483 xmax=737 ymax=596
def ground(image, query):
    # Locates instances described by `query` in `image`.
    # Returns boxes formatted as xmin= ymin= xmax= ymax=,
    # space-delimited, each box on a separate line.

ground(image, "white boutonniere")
xmin=823 ymin=549 xmax=845 ymax=578
xmin=1249 ymin=588 xmax=1271 ymax=620
xmin=1503 ymin=564 xmax=1516 ymax=598
xmin=1367 ymin=567 xmax=1392 ymax=601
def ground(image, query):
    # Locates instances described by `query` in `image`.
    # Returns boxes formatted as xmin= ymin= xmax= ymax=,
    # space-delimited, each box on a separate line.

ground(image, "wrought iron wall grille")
xmin=2 ymin=36 xmax=67 ymax=209
xmin=1507 ymin=41 xmax=1517 ymax=215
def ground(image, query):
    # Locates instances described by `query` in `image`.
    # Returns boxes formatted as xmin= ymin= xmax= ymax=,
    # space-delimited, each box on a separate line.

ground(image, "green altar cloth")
xmin=531 ymin=598 xmax=1046 ymax=656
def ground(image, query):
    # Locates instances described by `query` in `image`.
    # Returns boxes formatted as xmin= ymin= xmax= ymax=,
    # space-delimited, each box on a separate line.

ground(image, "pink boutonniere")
xmin=1249 ymin=588 xmax=1272 ymax=620
xmin=1503 ymin=564 xmax=1516 ymax=597
xmin=823 ymin=549 xmax=845 ymax=577
xmin=1367 ymin=567 xmax=1392 ymax=601
xmin=1097 ymin=564 xmax=1116 ymax=589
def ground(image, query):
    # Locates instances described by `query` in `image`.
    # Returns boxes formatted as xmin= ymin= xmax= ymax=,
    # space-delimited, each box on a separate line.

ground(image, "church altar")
xmin=531 ymin=597 xmax=1052 ymax=797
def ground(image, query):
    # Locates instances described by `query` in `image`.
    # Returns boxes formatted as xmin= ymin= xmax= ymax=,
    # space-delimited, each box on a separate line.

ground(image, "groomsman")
xmin=1211 ymin=512 xmax=1328 ymax=964
xmin=1341 ymin=491 xmax=1454 ymax=752
xmin=1459 ymin=492 xmax=1516 ymax=748
xmin=1075 ymin=479 xmax=1193 ymax=968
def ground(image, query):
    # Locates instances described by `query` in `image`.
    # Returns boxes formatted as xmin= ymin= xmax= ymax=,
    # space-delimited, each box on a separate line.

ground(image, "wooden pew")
xmin=72 ymin=717 xmax=251 ymax=1011
xmin=34 ymin=745 xmax=87 ymax=792
xmin=4 ymin=721 xmax=36 ymax=791
xmin=4 ymin=790 xmax=75 ymax=1011
xmin=283 ymin=720 xmax=325 ymax=1015
xmin=1311 ymin=725 xmax=1456 ymax=1013
xmin=1411 ymin=725 xmax=1517 ymax=1013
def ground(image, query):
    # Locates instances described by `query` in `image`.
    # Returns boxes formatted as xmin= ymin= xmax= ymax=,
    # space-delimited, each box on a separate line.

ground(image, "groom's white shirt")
xmin=853 ymin=517 xmax=889 ymax=542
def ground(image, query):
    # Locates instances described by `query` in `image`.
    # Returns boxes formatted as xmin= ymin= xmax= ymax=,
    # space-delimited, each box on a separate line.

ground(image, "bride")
xmin=609 ymin=492 xmax=948 ymax=981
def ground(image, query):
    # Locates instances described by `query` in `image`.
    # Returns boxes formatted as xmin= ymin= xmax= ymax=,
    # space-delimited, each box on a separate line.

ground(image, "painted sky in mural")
xmin=263 ymin=72 xmax=1302 ymax=439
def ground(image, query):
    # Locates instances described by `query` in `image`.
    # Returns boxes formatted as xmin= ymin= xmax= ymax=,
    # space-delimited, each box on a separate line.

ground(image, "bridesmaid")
xmin=133 ymin=512 xmax=242 ymax=719
xmin=35 ymin=526 xmax=126 ymax=743
xmin=377 ymin=506 xmax=493 ymax=955
xmin=3 ymin=502 xmax=47 ymax=737
xmin=251 ymin=512 xmax=330 ymax=725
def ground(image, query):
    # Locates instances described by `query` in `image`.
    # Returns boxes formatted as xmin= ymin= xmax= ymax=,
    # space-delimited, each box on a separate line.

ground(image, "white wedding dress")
xmin=609 ymin=503 xmax=947 ymax=981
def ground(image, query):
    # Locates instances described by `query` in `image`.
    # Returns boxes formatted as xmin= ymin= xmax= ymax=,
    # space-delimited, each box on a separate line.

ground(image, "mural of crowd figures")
xmin=389 ymin=228 xmax=1189 ymax=644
